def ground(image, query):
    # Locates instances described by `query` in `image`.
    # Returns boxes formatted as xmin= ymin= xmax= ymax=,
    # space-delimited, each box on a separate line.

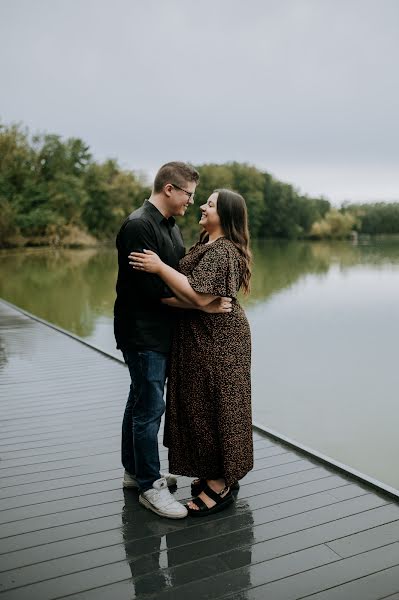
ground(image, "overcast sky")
xmin=1 ymin=0 xmax=398 ymax=204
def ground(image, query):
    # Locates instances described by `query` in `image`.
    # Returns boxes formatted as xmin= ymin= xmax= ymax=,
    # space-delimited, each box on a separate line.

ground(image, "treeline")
xmin=1 ymin=122 xmax=399 ymax=247
xmin=341 ymin=202 xmax=399 ymax=235
xmin=0 ymin=123 xmax=149 ymax=247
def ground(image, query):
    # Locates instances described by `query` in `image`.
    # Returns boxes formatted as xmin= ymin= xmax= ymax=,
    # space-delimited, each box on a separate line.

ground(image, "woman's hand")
xmin=202 ymin=297 xmax=232 ymax=313
xmin=129 ymin=249 xmax=163 ymax=274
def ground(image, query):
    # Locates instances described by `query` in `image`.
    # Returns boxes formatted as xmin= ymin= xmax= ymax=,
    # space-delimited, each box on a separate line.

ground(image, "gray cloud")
xmin=1 ymin=0 xmax=398 ymax=203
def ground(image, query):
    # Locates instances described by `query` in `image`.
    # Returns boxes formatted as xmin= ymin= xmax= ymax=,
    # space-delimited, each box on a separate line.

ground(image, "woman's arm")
xmin=161 ymin=297 xmax=197 ymax=309
xmin=129 ymin=250 xmax=217 ymax=307
xmin=162 ymin=296 xmax=232 ymax=313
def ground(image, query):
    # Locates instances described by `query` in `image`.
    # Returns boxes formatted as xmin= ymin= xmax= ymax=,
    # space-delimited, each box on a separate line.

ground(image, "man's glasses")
xmin=171 ymin=183 xmax=195 ymax=201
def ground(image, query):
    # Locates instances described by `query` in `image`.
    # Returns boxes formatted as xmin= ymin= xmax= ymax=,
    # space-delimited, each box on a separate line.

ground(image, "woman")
xmin=129 ymin=189 xmax=253 ymax=516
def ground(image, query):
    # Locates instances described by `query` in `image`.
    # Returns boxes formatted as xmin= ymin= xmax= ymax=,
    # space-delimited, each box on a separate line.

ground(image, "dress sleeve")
xmin=187 ymin=243 xmax=242 ymax=297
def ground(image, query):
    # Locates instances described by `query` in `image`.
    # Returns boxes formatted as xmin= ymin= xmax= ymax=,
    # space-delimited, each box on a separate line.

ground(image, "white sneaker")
xmin=123 ymin=470 xmax=177 ymax=489
xmin=139 ymin=477 xmax=188 ymax=519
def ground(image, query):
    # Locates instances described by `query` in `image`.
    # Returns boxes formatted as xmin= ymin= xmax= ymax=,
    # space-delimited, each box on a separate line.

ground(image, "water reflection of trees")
xmin=0 ymin=247 xmax=117 ymax=337
xmin=243 ymin=240 xmax=329 ymax=307
xmin=310 ymin=238 xmax=399 ymax=268
xmin=0 ymin=337 xmax=7 ymax=370
xmin=1 ymin=239 xmax=399 ymax=334
xmin=242 ymin=239 xmax=399 ymax=308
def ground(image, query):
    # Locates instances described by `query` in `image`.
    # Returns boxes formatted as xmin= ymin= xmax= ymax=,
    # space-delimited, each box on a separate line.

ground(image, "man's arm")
xmin=121 ymin=219 xmax=171 ymax=302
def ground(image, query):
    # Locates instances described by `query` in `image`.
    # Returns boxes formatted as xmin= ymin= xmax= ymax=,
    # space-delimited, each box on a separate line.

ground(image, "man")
xmin=115 ymin=161 xmax=225 ymax=519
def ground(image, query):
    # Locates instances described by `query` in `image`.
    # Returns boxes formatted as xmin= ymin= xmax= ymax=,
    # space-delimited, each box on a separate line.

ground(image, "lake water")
xmin=1 ymin=239 xmax=399 ymax=491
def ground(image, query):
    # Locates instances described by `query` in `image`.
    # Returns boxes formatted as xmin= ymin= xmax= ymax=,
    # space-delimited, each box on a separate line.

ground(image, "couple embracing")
xmin=114 ymin=161 xmax=253 ymax=519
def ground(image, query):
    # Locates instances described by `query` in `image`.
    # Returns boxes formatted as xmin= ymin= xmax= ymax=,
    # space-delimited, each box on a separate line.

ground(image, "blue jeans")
xmin=121 ymin=349 xmax=168 ymax=492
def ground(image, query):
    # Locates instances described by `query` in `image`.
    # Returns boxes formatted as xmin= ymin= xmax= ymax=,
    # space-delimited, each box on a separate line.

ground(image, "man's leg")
xmin=122 ymin=349 xmax=167 ymax=491
xmin=121 ymin=350 xmax=138 ymax=476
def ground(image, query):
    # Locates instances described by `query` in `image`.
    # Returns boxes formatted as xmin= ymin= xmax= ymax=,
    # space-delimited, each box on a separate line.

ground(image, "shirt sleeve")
xmin=187 ymin=243 xmax=242 ymax=297
xmin=120 ymin=218 xmax=173 ymax=301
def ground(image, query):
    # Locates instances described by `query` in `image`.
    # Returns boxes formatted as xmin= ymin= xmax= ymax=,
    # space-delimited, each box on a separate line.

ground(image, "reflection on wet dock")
xmin=1 ymin=299 xmax=399 ymax=599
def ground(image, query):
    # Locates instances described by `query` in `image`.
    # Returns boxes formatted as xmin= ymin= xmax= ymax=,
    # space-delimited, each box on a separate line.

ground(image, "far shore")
xmin=2 ymin=231 xmax=399 ymax=252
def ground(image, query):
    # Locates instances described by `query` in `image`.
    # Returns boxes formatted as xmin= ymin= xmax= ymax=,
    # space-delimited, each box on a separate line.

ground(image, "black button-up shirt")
xmin=114 ymin=200 xmax=185 ymax=353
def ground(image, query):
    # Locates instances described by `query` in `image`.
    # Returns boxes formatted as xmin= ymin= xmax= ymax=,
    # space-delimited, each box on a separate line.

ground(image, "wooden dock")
xmin=1 ymin=299 xmax=399 ymax=599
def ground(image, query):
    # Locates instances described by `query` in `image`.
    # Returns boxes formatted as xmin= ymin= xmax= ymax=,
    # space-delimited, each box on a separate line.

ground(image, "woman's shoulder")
xmin=200 ymin=237 xmax=231 ymax=257
xmin=216 ymin=238 xmax=242 ymax=259
xmin=206 ymin=237 xmax=234 ymax=250
xmin=203 ymin=239 xmax=243 ymax=270
xmin=192 ymin=237 xmax=240 ymax=262
xmin=218 ymin=237 xmax=236 ymax=249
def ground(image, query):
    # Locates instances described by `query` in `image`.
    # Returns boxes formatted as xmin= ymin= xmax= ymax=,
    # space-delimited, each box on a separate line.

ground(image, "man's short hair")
xmin=153 ymin=162 xmax=200 ymax=193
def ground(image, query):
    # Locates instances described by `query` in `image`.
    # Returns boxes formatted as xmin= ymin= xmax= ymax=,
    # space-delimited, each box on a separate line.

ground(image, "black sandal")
xmin=186 ymin=484 xmax=234 ymax=517
xmin=191 ymin=478 xmax=240 ymax=496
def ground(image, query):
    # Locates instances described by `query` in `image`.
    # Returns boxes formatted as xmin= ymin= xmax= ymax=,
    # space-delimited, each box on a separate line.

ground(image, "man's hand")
xmin=202 ymin=297 xmax=232 ymax=314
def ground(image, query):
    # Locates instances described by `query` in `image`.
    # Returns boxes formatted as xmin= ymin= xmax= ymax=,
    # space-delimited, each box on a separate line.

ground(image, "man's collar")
xmin=143 ymin=200 xmax=175 ymax=226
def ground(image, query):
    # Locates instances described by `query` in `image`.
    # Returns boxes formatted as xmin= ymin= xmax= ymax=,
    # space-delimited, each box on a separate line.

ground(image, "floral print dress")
xmin=164 ymin=237 xmax=253 ymax=486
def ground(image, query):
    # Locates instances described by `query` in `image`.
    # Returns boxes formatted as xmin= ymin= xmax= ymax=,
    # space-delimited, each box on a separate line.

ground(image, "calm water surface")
xmin=1 ymin=239 xmax=399 ymax=490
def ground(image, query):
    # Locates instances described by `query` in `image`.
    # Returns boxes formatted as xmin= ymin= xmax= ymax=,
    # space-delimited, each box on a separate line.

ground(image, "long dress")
xmin=164 ymin=237 xmax=253 ymax=486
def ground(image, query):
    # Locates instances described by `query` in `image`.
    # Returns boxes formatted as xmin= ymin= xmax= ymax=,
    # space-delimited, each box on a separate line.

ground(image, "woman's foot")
xmin=186 ymin=480 xmax=234 ymax=517
xmin=191 ymin=477 xmax=240 ymax=496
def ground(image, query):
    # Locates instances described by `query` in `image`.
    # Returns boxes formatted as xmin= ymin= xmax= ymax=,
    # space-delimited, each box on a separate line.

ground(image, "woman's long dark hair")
xmin=200 ymin=189 xmax=252 ymax=294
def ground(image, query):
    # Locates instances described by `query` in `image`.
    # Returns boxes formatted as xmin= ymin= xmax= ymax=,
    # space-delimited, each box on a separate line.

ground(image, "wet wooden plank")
xmin=327 ymin=520 xmax=399 ymax=558
xmin=0 ymin=482 xmax=378 ymax=574
xmin=227 ymin=543 xmax=399 ymax=600
xmin=300 ymin=565 xmax=399 ymax=599
xmin=1 ymin=299 xmax=399 ymax=600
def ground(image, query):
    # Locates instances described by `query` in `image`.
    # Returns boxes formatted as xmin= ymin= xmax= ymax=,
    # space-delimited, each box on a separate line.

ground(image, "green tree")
xmin=344 ymin=202 xmax=399 ymax=234
xmin=0 ymin=196 xmax=19 ymax=244
xmin=82 ymin=160 xmax=147 ymax=238
xmin=309 ymin=209 xmax=359 ymax=239
xmin=3 ymin=120 xmax=398 ymax=248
